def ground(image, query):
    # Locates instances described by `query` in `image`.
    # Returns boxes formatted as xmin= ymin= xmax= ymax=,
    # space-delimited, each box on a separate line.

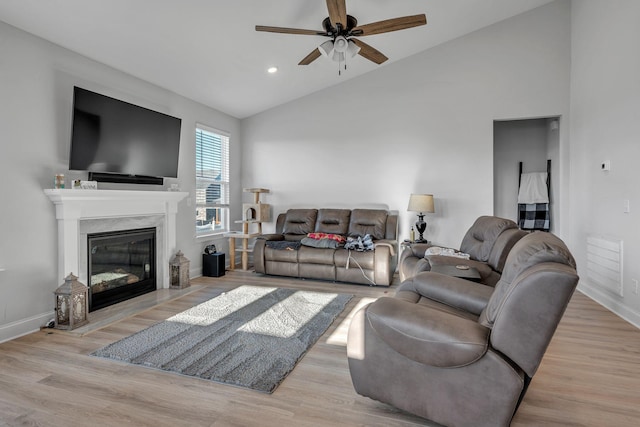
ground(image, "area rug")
xmin=91 ymin=285 xmax=352 ymax=393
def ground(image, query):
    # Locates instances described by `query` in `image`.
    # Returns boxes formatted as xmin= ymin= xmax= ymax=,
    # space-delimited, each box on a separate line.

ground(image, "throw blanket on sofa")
xmin=266 ymin=241 xmax=301 ymax=251
xmin=344 ymin=234 xmax=374 ymax=252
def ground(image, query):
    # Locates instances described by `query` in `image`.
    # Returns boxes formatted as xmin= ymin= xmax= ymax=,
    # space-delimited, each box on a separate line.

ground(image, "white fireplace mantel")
xmin=45 ymin=189 xmax=188 ymax=289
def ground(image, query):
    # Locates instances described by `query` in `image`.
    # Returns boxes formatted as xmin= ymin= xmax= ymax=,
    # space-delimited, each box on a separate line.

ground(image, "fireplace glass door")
xmin=88 ymin=227 xmax=156 ymax=311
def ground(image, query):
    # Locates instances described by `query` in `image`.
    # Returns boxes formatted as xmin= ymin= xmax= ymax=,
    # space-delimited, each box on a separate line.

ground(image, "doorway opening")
xmin=493 ymin=117 xmax=560 ymax=232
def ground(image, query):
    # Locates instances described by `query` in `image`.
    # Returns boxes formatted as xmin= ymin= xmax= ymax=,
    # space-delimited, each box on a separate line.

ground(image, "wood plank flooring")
xmin=1 ymin=271 xmax=639 ymax=426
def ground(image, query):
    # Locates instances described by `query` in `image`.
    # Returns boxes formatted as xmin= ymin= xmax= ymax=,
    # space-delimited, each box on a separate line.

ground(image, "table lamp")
xmin=407 ymin=194 xmax=435 ymax=243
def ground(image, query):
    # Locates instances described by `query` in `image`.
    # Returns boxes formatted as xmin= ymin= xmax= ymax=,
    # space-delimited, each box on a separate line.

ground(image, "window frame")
xmin=195 ymin=123 xmax=230 ymax=238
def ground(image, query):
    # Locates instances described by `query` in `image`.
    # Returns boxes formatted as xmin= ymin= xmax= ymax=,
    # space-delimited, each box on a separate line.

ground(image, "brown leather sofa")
xmin=347 ymin=231 xmax=579 ymax=427
xmin=253 ymin=208 xmax=398 ymax=286
xmin=399 ymin=215 xmax=527 ymax=285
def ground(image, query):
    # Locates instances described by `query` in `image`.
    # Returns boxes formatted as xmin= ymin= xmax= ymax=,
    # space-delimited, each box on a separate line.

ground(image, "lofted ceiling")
xmin=0 ymin=0 xmax=554 ymax=118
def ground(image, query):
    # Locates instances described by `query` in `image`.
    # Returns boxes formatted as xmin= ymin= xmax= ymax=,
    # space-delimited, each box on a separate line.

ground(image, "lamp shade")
xmin=407 ymin=194 xmax=435 ymax=213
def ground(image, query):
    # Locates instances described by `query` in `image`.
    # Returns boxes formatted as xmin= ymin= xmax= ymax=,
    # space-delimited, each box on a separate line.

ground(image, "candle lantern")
xmin=54 ymin=272 xmax=89 ymax=330
xmin=170 ymin=250 xmax=190 ymax=289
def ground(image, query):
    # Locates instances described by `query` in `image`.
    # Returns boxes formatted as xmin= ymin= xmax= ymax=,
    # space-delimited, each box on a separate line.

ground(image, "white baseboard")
xmin=578 ymin=282 xmax=640 ymax=330
xmin=0 ymin=311 xmax=53 ymax=344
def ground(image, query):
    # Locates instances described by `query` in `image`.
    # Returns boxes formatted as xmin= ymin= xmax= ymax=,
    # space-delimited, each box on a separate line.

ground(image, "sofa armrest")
xmin=364 ymin=297 xmax=489 ymax=368
xmin=255 ymin=234 xmax=285 ymax=273
xmin=374 ymin=239 xmax=398 ymax=257
xmin=397 ymin=272 xmax=494 ymax=315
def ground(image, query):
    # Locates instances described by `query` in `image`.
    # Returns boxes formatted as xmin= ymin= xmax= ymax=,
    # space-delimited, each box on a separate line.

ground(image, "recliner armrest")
xmin=397 ymin=272 xmax=494 ymax=315
xmin=365 ymin=297 xmax=489 ymax=368
xmin=425 ymin=255 xmax=494 ymax=279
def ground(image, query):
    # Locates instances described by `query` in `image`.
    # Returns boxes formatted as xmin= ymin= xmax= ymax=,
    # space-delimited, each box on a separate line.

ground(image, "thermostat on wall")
xmin=601 ymin=160 xmax=611 ymax=171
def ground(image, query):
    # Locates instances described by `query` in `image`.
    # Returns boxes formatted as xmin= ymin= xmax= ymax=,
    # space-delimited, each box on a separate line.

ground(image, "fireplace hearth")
xmin=88 ymin=228 xmax=156 ymax=311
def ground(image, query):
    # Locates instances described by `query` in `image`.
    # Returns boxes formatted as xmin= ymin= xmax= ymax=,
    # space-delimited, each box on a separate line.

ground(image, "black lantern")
xmin=54 ymin=272 xmax=89 ymax=330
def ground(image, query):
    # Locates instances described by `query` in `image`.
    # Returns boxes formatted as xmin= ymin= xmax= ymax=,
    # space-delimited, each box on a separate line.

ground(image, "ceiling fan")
xmin=256 ymin=0 xmax=427 ymax=68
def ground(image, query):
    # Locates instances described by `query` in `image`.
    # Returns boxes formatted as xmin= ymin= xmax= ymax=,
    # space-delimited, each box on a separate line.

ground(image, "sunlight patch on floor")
xmin=325 ymin=297 xmax=377 ymax=346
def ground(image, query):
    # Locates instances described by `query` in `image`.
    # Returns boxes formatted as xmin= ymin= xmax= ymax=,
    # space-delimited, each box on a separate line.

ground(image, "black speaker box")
xmin=202 ymin=253 xmax=225 ymax=277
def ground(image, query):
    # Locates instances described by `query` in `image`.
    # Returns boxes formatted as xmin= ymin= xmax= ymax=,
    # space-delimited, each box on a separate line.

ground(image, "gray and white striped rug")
xmin=91 ymin=285 xmax=352 ymax=393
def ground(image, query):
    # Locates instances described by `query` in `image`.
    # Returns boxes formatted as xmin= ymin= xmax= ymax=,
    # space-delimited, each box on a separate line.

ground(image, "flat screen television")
xmin=69 ymin=86 xmax=182 ymax=185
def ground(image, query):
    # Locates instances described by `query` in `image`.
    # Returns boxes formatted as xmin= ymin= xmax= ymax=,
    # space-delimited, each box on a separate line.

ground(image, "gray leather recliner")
xmin=347 ymin=231 xmax=579 ymax=427
xmin=399 ymin=215 xmax=527 ymax=284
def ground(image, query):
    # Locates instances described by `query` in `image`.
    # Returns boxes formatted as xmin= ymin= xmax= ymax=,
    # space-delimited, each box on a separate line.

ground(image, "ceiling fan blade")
xmin=352 ymin=14 xmax=426 ymax=36
xmin=326 ymin=0 xmax=347 ymax=28
xmin=255 ymin=25 xmax=326 ymax=36
xmin=351 ymin=38 xmax=388 ymax=64
xmin=299 ymin=48 xmax=322 ymax=65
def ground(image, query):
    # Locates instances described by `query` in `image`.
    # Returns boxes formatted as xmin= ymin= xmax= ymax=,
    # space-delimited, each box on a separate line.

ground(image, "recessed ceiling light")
xmin=267 ymin=67 xmax=278 ymax=74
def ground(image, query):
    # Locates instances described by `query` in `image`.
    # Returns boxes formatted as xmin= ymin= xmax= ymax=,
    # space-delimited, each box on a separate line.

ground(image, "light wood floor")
xmin=1 ymin=271 xmax=639 ymax=426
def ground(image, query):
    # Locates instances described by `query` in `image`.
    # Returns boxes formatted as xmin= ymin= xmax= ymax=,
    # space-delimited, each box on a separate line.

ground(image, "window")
xmin=195 ymin=125 xmax=229 ymax=236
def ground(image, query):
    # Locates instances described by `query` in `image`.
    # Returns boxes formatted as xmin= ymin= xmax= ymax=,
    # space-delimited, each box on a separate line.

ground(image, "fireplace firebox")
xmin=87 ymin=227 xmax=156 ymax=311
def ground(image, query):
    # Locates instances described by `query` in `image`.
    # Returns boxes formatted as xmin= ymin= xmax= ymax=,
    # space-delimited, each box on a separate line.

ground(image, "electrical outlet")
xmin=632 ymin=279 xmax=639 ymax=295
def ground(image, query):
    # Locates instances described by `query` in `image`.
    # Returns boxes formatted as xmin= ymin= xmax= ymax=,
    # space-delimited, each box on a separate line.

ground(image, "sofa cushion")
xmin=459 ymin=216 xmax=517 ymax=262
xmin=334 ymin=249 xmax=375 ymax=270
xmin=298 ymin=246 xmax=336 ymax=264
xmin=315 ymin=209 xmax=351 ymax=235
xmin=348 ymin=209 xmax=387 ymax=240
xmin=282 ymin=209 xmax=318 ymax=235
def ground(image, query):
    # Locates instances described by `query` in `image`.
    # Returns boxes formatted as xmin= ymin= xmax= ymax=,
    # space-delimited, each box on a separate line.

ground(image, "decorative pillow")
xmin=307 ymin=232 xmax=346 ymax=243
xmin=300 ymin=237 xmax=341 ymax=249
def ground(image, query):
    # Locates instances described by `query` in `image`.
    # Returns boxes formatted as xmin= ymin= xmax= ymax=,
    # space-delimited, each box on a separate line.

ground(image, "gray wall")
xmin=570 ymin=0 xmax=640 ymax=325
xmin=0 ymin=21 xmax=241 ymax=342
xmin=241 ymin=1 xmax=571 ymax=250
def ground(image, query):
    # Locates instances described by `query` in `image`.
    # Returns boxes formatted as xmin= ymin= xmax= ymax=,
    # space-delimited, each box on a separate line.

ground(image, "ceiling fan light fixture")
xmin=332 ymin=50 xmax=345 ymax=63
xmin=333 ymin=36 xmax=348 ymax=53
xmin=319 ymin=40 xmax=334 ymax=57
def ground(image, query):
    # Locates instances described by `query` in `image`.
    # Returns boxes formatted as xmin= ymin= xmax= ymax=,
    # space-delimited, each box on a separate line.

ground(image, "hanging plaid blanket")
xmin=518 ymin=203 xmax=550 ymax=231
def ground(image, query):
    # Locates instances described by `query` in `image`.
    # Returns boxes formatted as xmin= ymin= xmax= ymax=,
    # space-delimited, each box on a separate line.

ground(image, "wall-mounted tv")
xmin=69 ymin=86 xmax=182 ymax=185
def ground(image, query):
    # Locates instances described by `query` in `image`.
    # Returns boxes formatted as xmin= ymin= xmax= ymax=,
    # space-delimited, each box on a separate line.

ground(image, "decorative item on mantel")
xmin=54 ymin=273 xmax=89 ymax=330
xmin=170 ymin=250 xmax=190 ymax=289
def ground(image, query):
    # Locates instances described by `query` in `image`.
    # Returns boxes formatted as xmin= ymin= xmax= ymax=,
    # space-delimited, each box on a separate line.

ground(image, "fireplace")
xmin=45 ymin=189 xmax=188 ymax=308
xmin=88 ymin=227 xmax=156 ymax=311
